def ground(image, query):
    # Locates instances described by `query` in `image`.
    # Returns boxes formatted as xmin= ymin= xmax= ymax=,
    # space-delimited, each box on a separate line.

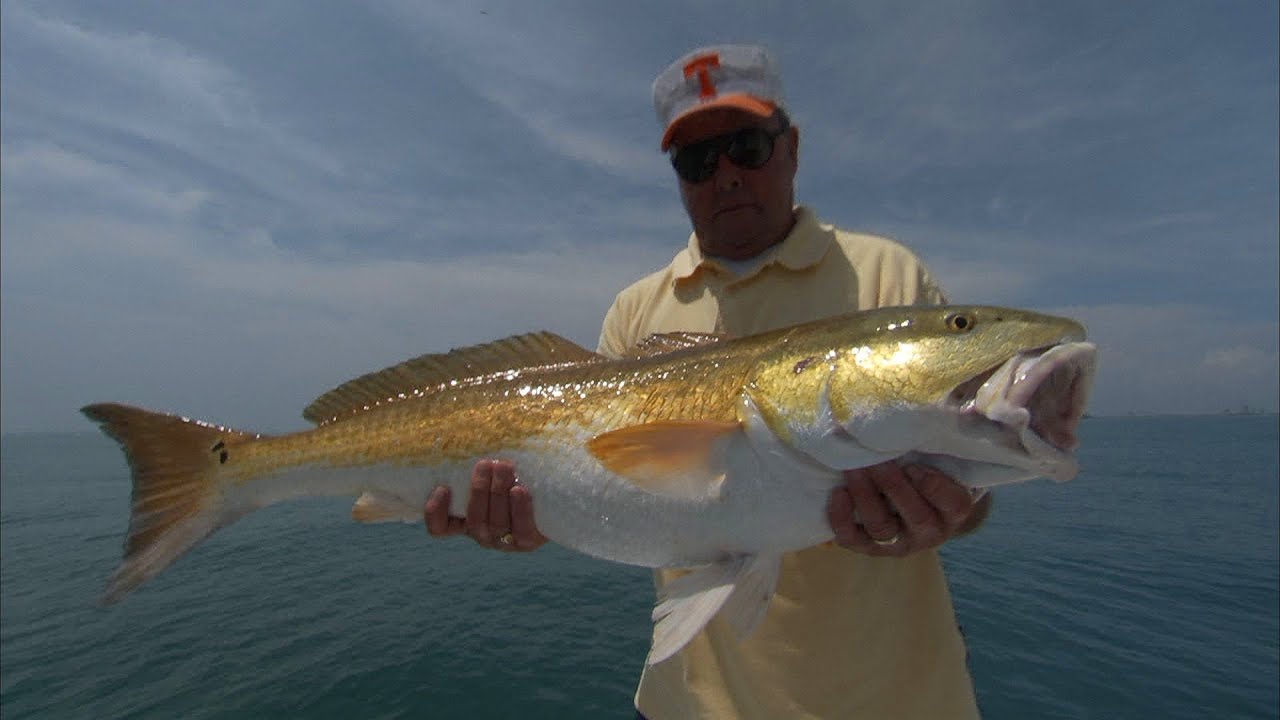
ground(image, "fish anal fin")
xmin=303 ymin=332 xmax=603 ymax=425
xmin=586 ymin=421 xmax=740 ymax=499
xmin=351 ymin=490 xmax=421 ymax=524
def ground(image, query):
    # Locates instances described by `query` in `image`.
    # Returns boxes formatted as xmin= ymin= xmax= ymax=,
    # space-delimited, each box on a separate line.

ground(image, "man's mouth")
xmin=714 ymin=203 xmax=758 ymax=218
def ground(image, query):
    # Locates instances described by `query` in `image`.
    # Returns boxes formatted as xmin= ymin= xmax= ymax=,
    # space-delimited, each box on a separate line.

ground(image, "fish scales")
xmin=232 ymin=347 xmax=753 ymax=480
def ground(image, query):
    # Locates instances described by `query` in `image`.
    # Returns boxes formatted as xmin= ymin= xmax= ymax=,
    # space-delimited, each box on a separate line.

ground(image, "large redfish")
xmin=83 ymin=305 xmax=1096 ymax=664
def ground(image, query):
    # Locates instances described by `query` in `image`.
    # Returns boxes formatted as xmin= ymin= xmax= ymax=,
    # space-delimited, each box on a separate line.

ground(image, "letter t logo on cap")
xmin=683 ymin=53 xmax=721 ymax=100
xmin=653 ymin=45 xmax=784 ymax=149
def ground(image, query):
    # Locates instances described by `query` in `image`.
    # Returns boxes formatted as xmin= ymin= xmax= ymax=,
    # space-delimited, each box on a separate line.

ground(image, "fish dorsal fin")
xmin=303 ymin=331 xmax=603 ymax=425
xmin=586 ymin=420 xmax=740 ymax=499
xmin=625 ymin=331 xmax=728 ymax=359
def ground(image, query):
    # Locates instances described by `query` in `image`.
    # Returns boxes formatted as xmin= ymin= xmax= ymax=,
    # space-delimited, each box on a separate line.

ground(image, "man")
xmin=425 ymin=45 xmax=990 ymax=719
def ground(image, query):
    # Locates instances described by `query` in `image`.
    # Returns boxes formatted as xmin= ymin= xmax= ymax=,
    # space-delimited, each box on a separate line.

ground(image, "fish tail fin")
xmin=81 ymin=402 xmax=258 ymax=604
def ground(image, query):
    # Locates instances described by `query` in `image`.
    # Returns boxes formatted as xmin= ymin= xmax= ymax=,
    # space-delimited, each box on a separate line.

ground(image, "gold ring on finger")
xmin=873 ymin=532 xmax=901 ymax=547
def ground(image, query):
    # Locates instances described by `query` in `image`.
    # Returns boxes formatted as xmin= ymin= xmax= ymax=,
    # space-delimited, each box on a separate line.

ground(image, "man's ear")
xmin=785 ymin=126 xmax=801 ymax=168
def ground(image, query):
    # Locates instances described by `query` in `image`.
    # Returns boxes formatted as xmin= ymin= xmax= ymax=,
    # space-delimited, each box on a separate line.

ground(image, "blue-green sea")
xmin=2 ymin=415 xmax=1278 ymax=719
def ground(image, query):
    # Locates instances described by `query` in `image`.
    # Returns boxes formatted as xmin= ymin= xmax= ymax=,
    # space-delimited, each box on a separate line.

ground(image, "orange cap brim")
xmin=660 ymin=95 xmax=778 ymax=150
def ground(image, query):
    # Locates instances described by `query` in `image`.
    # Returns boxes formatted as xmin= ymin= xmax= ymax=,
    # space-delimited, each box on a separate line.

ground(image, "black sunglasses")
xmin=669 ymin=121 xmax=790 ymax=184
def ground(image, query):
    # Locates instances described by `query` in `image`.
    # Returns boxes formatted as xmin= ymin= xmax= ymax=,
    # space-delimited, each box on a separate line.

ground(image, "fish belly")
xmin=236 ymin=426 xmax=838 ymax=570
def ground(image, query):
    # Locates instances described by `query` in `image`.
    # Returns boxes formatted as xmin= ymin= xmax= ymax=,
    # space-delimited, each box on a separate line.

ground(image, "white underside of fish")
xmin=234 ymin=396 xmax=841 ymax=571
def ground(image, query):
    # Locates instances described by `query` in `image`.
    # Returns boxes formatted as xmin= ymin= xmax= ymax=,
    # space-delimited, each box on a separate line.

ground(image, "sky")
xmin=2 ymin=0 xmax=1277 ymax=434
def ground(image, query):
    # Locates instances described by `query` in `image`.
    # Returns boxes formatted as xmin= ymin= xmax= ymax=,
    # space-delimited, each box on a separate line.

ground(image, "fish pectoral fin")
xmin=648 ymin=554 xmax=779 ymax=665
xmin=351 ymin=490 xmax=422 ymax=524
xmin=587 ymin=420 xmax=740 ymax=499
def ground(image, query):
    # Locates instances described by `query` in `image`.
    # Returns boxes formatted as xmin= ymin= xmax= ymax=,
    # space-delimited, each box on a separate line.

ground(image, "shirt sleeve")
xmin=595 ymin=295 xmax=630 ymax=359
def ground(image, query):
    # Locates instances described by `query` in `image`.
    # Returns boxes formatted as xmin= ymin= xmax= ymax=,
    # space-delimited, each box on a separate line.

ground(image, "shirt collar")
xmin=670 ymin=205 xmax=832 ymax=284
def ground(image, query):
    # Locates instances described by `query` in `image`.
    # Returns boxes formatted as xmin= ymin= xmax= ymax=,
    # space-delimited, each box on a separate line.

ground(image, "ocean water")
xmin=2 ymin=415 xmax=1277 ymax=719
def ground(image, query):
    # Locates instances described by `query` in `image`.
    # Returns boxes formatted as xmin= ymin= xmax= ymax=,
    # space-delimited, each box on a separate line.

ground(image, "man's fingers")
xmin=832 ymin=462 xmax=984 ymax=557
xmin=509 ymin=485 xmax=548 ymax=551
xmin=844 ymin=522 xmax=893 ymax=555
xmin=827 ymin=488 xmax=900 ymax=556
xmin=872 ymin=463 xmax=941 ymax=548
xmin=905 ymin=464 xmax=974 ymax=529
xmin=426 ymin=460 xmax=546 ymax=552
xmin=424 ymin=486 xmax=463 ymax=537
xmin=487 ymin=460 xmax=516 ymax=540
xmin=466 ymin=460 xmax=495 ymax=545
xmin=422 ymin=460 xmax=547 ymax=553
xmin=846 ymin=466 xmax=901 ymax=543
xmin=827 ymin=486 xmax=858 ymax=548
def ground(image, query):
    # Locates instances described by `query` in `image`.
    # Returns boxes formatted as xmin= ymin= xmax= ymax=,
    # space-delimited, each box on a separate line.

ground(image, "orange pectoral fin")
xmin=586 ymin=420 xmax=741 ymax=499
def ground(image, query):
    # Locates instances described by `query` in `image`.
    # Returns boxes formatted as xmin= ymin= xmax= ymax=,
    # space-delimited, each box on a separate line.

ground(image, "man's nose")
xmin=713 ymin=153 xmax=743 ymax=192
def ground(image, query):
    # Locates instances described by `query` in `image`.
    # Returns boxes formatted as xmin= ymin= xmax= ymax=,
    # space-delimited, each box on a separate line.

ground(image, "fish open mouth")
xmin=950 ymin=341 xmax=1098 ymax=479
xmin=1008 ymin=343 xmax=1097 ymax=450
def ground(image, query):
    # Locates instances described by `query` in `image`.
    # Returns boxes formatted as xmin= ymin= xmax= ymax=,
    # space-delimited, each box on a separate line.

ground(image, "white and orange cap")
xmin=652 ymin=44 xmax=784 ymax=151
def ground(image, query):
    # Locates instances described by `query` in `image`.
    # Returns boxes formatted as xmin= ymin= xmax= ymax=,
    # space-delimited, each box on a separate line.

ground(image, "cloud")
xmin=2 ymin=7 xmax=360 ymax=226
xmin=492 ymin=104 xmax=670 ymax=186
xmin=375 ymin=1 xmax=669 ymax=186
xmin=1 ymin=1 xmax=1276 ymax=433
xmin=0 ymin=203 xmax=676 ymax=433
xmin=1202 ymin=345 xmax=1278 ymax=374
xmin=2 ymin=143 xmax=210 ymax=218
xmin=11 ymin=9 xmax=250 ymax=125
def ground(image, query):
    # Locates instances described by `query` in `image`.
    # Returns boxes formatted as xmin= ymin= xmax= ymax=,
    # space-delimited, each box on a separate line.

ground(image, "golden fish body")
xmin=84 ymin=304 xmax=1096 ymax=663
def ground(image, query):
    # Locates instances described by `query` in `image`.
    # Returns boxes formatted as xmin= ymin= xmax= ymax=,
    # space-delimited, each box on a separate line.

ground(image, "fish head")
xmin=818 ymin=306 xmax=1097 ymax=483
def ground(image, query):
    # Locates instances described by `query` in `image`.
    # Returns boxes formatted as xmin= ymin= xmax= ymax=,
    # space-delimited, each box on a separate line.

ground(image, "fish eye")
xmin=945 ymin=313 xmax=975 ymax=332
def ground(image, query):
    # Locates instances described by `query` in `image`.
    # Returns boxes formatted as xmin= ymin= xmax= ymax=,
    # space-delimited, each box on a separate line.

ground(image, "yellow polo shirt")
xmin=597 ymin=206 xmax=980 ymax=720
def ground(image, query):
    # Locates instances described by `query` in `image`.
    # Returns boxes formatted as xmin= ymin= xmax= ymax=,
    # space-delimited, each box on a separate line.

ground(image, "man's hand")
xmin=423 ymin=459 xmax=549 ymax=552
xmin=827 ymin=461 xmax=991 ymax=557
